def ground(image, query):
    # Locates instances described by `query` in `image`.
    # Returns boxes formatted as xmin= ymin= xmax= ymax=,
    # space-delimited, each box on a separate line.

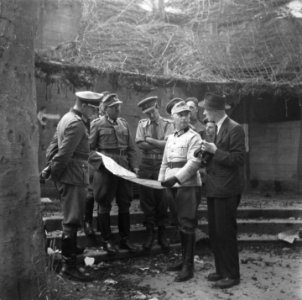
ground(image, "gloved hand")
xmin=161 ymin=176 xmax=179 ymax=188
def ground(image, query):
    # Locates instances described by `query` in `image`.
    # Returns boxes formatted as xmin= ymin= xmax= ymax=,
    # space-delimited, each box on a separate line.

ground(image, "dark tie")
xmin=151 ymin=122 xmax=158 ymax=139
xmin=214 ymin=125 xmax=218 ymax=143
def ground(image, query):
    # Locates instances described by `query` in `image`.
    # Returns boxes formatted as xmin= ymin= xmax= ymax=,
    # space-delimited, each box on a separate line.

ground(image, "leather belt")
xmin=100 ymin=149 xmax=127 ymax=156
xmin=167 ymin=161 xmax=186 ymax=169
xmin=142 ymin=153 xmax=163 ymax=160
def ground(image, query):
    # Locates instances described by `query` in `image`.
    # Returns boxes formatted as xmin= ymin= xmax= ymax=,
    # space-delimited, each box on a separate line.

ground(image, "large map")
xmin=96 ymin=152 xmax=164 ymax=189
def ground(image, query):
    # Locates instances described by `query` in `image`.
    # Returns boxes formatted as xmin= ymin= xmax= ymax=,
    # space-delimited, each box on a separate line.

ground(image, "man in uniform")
xmin=48 ymin=91 xmax=102 ymax=281
xmin=83 ymin=91 xmax=110 ymax=242
xmin=89 ymin=93 xmax=139 ymax=254
xmin=135 ymin=96 xmax=174 ymax=252
xmin=185 ymin=97 xmax=205 ymax=137
xmin=200 ymin=93 xmax=245 ymax=288
xmin=159 ymin=101 xmax=202 ymax=282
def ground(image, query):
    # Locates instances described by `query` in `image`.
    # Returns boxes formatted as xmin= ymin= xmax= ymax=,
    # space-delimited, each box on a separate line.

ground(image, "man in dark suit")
xmin=199 ymin=93 xmax=245 ymax=289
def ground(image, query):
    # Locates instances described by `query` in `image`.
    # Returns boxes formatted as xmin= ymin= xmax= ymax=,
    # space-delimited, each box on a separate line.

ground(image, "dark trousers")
xmin=93 ymin=166 xmax=132 ymax=214
xmin=207 ymin=195 xmax=241 ymax=279
xmin=139 ymin=158 xmax=169 ymax=226
xmin=166 ymin=187 xmax=201 ymax=235
xmin=55 ymin=182 xmax=86 ymax=235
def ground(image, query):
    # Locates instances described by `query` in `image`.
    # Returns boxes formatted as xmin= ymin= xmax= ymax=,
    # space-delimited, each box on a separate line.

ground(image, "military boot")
xmin=84 ymin=196 xmax=98 ymax=247
xmin=60 ymin=233 xmax=92 ymax=282
xmin=142 ymin=224 xmax=155 ymax=251
xmin=174 ymin=233 xmax=195 ymax=282
xmin=118 ymin=213 xmax=139 ymax=253
xmin=83 ymin=195 xmax=95 ymax=237
xmin=98 ymin=213 xmax=119 ymax=255
xmin=167 ymin=232 xmax=184 ymax=272
xmin=158 ymin=226 xmax=170 ymax=252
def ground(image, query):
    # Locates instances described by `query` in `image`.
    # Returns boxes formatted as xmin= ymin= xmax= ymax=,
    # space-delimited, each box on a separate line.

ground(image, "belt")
xmin=142 ymin=153 xmax=163 ymax=160
xmin=100 ymin=149 xmax=127 ymax=156
xmin=167 ymin=161 xmax=186 ymax=169
xmin=73 ymin=152 xmax=89 ymax=160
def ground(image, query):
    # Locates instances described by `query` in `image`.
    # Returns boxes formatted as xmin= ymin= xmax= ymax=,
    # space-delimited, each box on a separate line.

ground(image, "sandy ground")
xmin=48 ymin=244 xmax=302 ymax=300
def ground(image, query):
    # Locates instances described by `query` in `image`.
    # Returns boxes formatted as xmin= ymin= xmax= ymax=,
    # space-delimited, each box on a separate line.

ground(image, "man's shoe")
xmin=207 ymin=272 xmax=223 ymax=282
xmin=174 ymin=264 xmax=194 ymax=282
xmin=213 ymin=277 xmax=240 ymax=289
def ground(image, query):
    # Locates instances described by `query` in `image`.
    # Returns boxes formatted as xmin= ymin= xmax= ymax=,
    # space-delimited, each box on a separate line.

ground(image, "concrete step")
xmin=46 ymin=222 xmax=302 ymax=252
xmin=43 ymin=208 xmax=302 ymax=232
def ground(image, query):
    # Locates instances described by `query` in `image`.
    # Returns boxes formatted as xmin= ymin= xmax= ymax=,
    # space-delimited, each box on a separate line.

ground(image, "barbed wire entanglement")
xmin=39 ymin=0 xmax=302 ymax=88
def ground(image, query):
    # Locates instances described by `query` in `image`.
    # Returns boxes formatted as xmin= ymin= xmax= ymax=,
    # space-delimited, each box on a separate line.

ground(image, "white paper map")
xmin=96 ymin=152 xmax=164 ymax=189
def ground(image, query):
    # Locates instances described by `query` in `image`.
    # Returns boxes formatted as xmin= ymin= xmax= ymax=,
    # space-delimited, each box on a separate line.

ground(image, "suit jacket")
xmin=205 ymin=117 xmax=245 ymax=197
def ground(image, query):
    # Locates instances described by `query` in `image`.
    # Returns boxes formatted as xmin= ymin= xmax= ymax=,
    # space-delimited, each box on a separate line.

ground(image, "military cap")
xmin=166 ymin=97 xmax=184 ymax=115
xmin=137 ymin=96 xmax=158 ymax=113
xmin=199 ymin=93 xmax=230 ymax=110
xmin=102 ymin=93 xmax=123 ymax=107
xmin=171 ymin=101 xmax=191 ymax=115
xmin=185 ymin=97 xmax=198 ymax=107
xmin=75 ymin=91 xmax=103 ymax=106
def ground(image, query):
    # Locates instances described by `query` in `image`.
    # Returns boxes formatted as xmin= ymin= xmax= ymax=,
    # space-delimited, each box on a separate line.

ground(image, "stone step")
xmin=43 ymin=207 xmax=302 ymax=232
xmin=46 ymin=222 xmax=302 ymax=252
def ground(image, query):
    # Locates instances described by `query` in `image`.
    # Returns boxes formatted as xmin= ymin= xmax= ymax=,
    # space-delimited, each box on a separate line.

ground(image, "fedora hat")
xmin=199 ymin=93 xmax=227 ymax=111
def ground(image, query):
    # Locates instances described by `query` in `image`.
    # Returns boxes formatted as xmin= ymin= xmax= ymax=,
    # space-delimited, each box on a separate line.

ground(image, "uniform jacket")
xmin=135 ymin=116 xmax=174 ymax=155
xmin=89 ymin=115 xmax=137 ymax=170
xmin=49 ymin=109 xmax=89 ymax=186
xmin=158 ymin=128 xmax=202 ymax=187
xmin=205 ymin=117 xmax=245 ymax=197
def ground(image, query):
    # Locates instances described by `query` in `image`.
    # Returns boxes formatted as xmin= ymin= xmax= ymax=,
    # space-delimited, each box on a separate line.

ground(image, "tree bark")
xmin=0 ymin=0 xmax=48 ymax=299
xmin=298 ymin=97 xmax=302 ymax=193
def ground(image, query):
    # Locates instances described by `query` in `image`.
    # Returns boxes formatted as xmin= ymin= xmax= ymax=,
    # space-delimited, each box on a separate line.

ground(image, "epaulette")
xmin=118 ymin=117 xmax=128 ymax=125
xmin=91 ymin=117 xmax=100 ymax=125
xmin=74 ymin=114 xmax=81 ymax=121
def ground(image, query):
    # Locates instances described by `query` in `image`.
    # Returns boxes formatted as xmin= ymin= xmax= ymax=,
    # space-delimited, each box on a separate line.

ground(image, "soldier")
xmin=89 ymin=93 xmax=139 ymax=254
xmin=159 ymin=100 xmax=202 ymax=282
xmin=185 ymin=97 xmax=206 ymax=137
xmin=136 ymin=96 xmax=174 ymax=252
xmin=48 ymin=91 xmax=102 ymax=281
xmin=83 ymin=91 xmax=110 ymax=242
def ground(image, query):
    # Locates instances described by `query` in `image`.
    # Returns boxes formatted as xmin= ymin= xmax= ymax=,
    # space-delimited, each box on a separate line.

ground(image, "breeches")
xmin=138 ymin=158 xmax=168 ymax=226
xmin=166 ymin=187 xmax=201 ymax=234
xmin=92 ymin=166 xmax=133 ymax=214
xmin=55 ymin=182 xmax=86 ymax=234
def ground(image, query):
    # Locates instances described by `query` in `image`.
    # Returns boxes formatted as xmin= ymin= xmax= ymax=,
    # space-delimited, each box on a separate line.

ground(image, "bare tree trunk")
xmin=298 ymin=97 xmax=302 ymax=193
xmin=0 ymin=1 xmax=48 ymax=299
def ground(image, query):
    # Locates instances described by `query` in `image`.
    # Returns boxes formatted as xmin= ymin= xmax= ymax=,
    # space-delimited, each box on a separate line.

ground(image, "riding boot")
xmin=98 ymin=213 xmax=119 ymax=255
xmin=174 ymin=232 xmax=195 ymax=282
xmin=83 ymin=195 xmax=95 ymax=236
xmin=167 ymin=232 xmax=184 ymax=272
xmin=142 ymin=224 xmax=155 ymax=251
xmin=158 ymin=226 xmax=170 ymax=252
xmin=118 ymin=212 xmax=139 ymax=253
xmin=74 ymin=234 xmax=85 ymax=255
xmin=60 ymin=233 xmax=92 ymax=282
